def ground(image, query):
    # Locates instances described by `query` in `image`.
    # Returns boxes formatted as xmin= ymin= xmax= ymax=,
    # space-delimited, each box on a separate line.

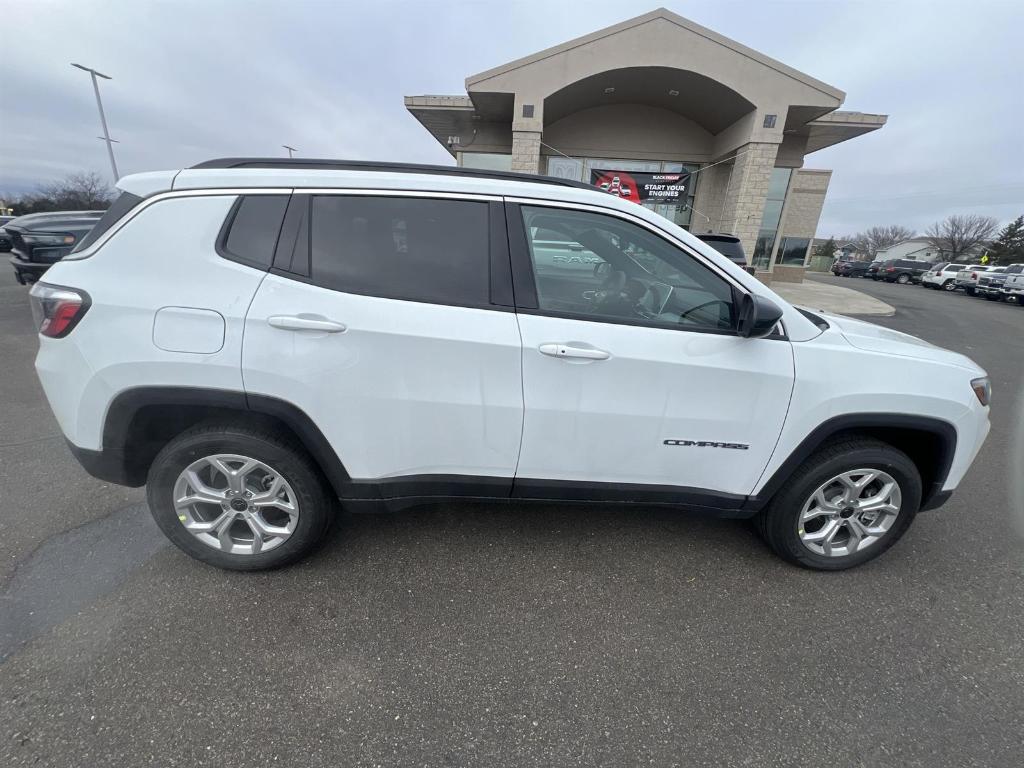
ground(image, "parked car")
xmin=695 ymin=233 xmax=746 ymax=266
xmin=834 ymin=260 xmax=871 ymax=278
xmin=1001 ymin=270 xmax=1024 ymax=305
xmin=920 ymin=262 xmax=965 ymax=291
xmin=866 ymin=260 xmax=884 ymax=280
xmin=28 ymin=158 xmax=991 ymax=572
xmin=4 ymin=210 xmax=104 ymax=284
xmin=955 ymin=265 xmax=994 ymax=295
xmin=0 ymin=215 xmax=14 ymax=251
xmin=879 ymin=258 xmax=932 ymax=284
xmin=978 ymin=264 xmax=1024 ymax=301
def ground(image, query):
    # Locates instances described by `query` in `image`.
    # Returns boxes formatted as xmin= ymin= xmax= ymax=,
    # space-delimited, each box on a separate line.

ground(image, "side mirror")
xmin=593 ymin=262 xmax=611 ymax=279
xmin=738 ymin=293 xmax=783 ymax=338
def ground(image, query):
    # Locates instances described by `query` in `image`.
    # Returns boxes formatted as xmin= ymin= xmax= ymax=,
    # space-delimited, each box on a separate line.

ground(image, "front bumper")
xmin=10 ymin=254 xmax=52 ymax=284
xmin=919 ymin=489 xmax=953 ymax=512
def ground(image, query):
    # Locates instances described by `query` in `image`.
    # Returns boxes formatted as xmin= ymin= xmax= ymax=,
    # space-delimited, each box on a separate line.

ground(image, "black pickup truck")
xmin=3 ymin=210 xmax=103 ymax=284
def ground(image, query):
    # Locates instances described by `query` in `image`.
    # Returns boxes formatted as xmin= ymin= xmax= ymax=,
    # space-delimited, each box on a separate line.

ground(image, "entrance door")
xmin=508 ymin=201 xmax=795 ymax=505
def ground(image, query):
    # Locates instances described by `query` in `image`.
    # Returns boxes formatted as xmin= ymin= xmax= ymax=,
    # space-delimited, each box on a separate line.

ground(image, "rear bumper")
xmin=65 ymin=440 xmax=143 ymax=487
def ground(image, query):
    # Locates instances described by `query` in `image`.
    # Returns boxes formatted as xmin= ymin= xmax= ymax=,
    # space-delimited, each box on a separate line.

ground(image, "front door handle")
xmin=267 ymin=315 xmax=347 ymax=333
xmin=538 ymin=343 xmax=610 ymax=360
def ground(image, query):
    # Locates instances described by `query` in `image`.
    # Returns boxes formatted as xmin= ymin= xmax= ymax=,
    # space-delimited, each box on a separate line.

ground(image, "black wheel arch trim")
xmin=100 ymin=386 xmax=351 ymax=494
xmin=745 ymin=413 xmax=957 ymax=512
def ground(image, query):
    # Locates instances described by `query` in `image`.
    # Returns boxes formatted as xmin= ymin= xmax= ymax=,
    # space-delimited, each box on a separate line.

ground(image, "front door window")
xmin=520 ymin=205 xmax=736 ymax=332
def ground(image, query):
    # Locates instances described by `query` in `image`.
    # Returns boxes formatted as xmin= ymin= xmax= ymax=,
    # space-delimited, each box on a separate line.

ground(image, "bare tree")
xmin=842 ymin=225 xmax=915 ymax=258
xmin=925 ymin=214 xmax=999 ymax=258
xmin=8 ymin=171 xmax=114 ymax=214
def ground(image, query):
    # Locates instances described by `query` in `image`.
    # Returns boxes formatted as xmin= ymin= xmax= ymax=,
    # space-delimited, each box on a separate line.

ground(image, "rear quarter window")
xmin=71 ymin=192 xmax=142 ymax=253
xmin=219 ymin=195 xmax=290 ymax=269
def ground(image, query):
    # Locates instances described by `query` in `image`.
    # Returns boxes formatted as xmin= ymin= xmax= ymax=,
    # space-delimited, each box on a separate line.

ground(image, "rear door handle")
xmin=538 ymin=343 xmax=610 ymax=360
xmin=267 ymin=315 xmax=347 ymax=333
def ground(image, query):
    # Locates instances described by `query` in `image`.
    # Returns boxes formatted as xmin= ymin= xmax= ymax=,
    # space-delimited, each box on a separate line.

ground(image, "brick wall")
xmin=511 ymin=131 xmax=542 ymax=173
xmin=718 ymin=142 xmax=779 ymax=256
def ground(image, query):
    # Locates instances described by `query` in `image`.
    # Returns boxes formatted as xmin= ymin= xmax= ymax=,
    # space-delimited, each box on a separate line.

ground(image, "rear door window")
xmin=309 ymin=195 xmax=490 ymax=307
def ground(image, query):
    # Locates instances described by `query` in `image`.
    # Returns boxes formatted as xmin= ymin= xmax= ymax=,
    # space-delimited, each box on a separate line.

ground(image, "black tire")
xmin=147 ymin=422 xmax=335 ymax=570
xmin=756 ymin=438 xmax=921 ymax=570
xmin=896 ymin=273 xmax=910 ymax=285
xmin=943 ymin=280 xmax=956 ymax=291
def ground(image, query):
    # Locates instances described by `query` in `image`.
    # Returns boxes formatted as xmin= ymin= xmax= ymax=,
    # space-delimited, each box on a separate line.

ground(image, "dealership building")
xmin=405 ymin=8 xmax=886 ymax=273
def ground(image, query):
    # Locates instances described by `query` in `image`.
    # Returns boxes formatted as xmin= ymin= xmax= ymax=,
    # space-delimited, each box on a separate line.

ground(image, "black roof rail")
xmin=189 ymin=158 xmax=595 ymax=191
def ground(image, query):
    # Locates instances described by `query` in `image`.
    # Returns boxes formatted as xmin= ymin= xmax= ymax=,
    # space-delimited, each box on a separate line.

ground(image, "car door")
xmin=242 ymin=192 xmax=524 ymax=497
xmin=506 ymin=200 xmax=795 ymax=508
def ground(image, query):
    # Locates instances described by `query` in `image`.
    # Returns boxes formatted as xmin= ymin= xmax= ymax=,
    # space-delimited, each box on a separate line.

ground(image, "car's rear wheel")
xmin=757 ymin=438 xmax=921 ymax=570
xmin=147 ymin=423 xmax=335 ymax=570
xmin=943 ymin=280 xmax=956 ymax=291
xmin=896 ymin=273 xmax=911 ymax=284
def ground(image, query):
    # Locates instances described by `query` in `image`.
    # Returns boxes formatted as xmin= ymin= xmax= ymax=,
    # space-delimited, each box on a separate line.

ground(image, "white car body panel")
xmin=515 ymin=313 xmax=794 ymax=494
xmin=955 ymin=265 xmax=992 ymax=287
xmin=243 ymin=274 xmax=524 ymax=480
xmin=35 ymin=195 xmax=260 ymax=449
xmin=754 ymin=316 xmax=989 ymax=495
xmin=1003 ymin=272 xmax=1024 ymax=296
xmin=920 ymin=264 xmax=963 ymax=288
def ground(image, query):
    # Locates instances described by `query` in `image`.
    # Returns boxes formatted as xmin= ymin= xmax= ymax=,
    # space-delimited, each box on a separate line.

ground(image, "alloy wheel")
xmin=172 ymin=454 xmax=299 ymax=555
xmin=797 ymin=469 xmax=902 ymax=558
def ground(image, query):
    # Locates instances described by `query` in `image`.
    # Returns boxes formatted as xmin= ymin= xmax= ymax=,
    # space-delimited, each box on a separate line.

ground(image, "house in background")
xmin=874 ymin=237 xmax=989 ymax=264
xmin=874 ymin=237 xmax=941 ymax=262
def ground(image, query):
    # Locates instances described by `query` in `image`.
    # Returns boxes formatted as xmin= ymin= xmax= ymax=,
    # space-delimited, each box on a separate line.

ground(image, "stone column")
xmin=691 ymin=162 xmax=732 ymax=233
xmin=511 ymin=130 xmax=542 ymax=174
xmin=717 ymin=142 xmax=780 ymax=259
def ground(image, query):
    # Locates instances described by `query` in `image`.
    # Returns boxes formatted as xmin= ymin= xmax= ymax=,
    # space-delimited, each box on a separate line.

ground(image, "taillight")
xmin=28 ymin=282 xmax=91 ymax=338
xmin=971 ymin=272 xmax=978 ymax=279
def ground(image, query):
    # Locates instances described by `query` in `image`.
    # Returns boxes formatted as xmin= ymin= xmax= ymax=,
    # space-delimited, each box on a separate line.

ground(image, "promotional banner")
xmin=590 ymin=170 xmax=690 ymax=204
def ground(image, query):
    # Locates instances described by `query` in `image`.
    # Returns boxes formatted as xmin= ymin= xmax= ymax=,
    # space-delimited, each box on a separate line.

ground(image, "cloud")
xmin=0 ymin=0 xmax=1020 ymax=234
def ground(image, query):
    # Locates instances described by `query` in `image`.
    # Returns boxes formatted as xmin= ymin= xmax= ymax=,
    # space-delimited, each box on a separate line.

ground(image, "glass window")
xmin=777 ymin=237 xmax=811 ymax=266
xmin=520 ymin=205 xmax=735 ymax=332
xmin=753 ymin=168 xmax=792 ymax=268
xmin=310 ymin=196 xmax=490 ymax=306
xmin=766 ymin=168 xmax=792 ymax=201
xmin=459 ymin=152 xmax=512 ymax=171
xmin=222 ymin=195 xmax=289 ymax=268
xmin=71 ymin=191 xmax=143 ymax=253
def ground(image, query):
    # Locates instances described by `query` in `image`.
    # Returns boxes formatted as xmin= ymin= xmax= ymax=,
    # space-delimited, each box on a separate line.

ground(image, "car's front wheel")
xmin=147 ymin=422 xmax=335 ymax=570
xmin=896 ymin=273 xmax=911 ymax=284
xmin=943 ymin=280 xmax=956 ymax=291
xmin=757 ymin=438 xmax=921 ymax=570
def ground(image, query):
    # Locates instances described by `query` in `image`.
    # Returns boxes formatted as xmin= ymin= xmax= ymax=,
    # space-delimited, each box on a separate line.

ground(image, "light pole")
xmin=71 ymin=63 xmax=119 ymax=182
xmin=282 ymin=145 xmax=297 ymax=158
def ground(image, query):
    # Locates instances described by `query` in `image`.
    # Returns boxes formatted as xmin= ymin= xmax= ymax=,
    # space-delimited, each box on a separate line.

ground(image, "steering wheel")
xmin=678 ymin=299 xmax=731 ymax=324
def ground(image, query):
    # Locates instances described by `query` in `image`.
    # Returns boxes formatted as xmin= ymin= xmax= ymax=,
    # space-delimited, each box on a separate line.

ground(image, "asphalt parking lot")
xmin=1 ymin=268 xmax=1022 ymax=767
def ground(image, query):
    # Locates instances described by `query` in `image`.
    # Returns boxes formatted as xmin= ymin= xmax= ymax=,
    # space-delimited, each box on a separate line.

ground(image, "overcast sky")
xmin=1 ymin=0 xmax=1021 ymax=237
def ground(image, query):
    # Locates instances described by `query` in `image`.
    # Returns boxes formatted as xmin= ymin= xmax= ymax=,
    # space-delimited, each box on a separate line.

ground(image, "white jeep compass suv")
xmin=30 ymin=159 xmax=991 ymax=571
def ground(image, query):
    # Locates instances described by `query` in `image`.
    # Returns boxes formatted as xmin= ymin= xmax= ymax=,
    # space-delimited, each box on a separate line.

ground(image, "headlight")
xmin=971 ymin=377 xmax=991 ymax=406
xmin=22 ymin=233 xmax=75 ymax=246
